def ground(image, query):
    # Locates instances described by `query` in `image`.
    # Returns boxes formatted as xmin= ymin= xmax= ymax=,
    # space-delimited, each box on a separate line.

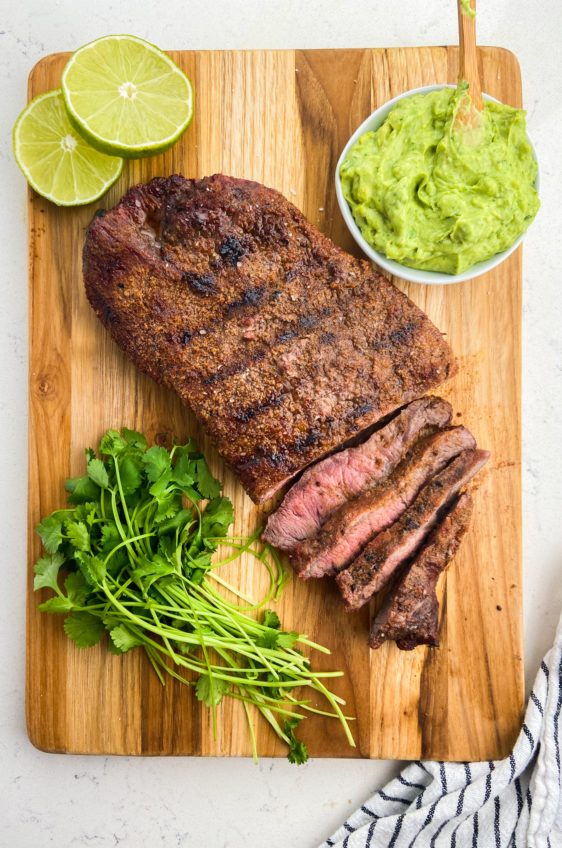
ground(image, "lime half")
xmin=13 ymin=89 xmax=123 ymax=206
xmin=61 ymin=34 xmax=194 ymax=158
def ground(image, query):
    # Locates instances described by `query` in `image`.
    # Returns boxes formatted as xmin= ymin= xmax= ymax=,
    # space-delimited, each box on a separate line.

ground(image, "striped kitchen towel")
xmin=319 ymin=612 xmax=562 ymax=848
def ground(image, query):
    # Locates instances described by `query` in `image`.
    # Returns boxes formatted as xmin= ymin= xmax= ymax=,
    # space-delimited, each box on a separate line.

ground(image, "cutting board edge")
xmin=25 ymin=43 xmax=523 ymax=96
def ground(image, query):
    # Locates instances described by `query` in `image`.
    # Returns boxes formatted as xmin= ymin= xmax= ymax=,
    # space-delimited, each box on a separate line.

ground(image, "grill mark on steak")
xmin=277 ymin=329 xmax=299 ymax=343
xmin=175 ymin=284 xmax=269 ymax=344
xmin=203 ymin=347 xmax=267 ymax=385
xmin=174 ymin=292 xmax=335 ymax=367
xmin=336 ymin=449 xmax=489 ymax=611
xmin=262 ymin=396 xmax=453 ymax=550
xmin=83 ymin=174 xmax=456 ymax=504
xmin=217 ymin=316 xmax=448 ymax=431
xmin=231 ymin=392 xmax=290 ymax=423
xmin=290 ymin=425 xmax=476 ymax=580
xmin=181 ymin=271 xmax=217 ymax=296
xmin=344 ymin=401 xmax=374 ymax=424
xmin=218 ymin=235 xmax=247 ymax=265
xmin=223 ymin=284 xmax=266 ymax=313
xmin=385 ymin=322 xmax=417 ymax=349
xmin=369 ymin=492 xmax=474 ymax=650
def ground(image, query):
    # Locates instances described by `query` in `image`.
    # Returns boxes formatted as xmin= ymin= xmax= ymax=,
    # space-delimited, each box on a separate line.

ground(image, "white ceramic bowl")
xmin=335 ymin=84 xmax=539 ymax=285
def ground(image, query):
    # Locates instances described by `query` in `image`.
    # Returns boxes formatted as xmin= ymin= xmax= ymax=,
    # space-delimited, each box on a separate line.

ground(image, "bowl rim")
xmin=335 ymin=83 xmax=540 ymax=285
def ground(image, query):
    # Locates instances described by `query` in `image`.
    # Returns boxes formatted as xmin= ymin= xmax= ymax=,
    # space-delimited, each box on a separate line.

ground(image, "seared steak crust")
xmin=369 ymin=492 xmax=474 ymax=650
xmin=291 ymin=425 xmax=476 ymax=580
xmin=262 ymin=396 xmax=453 ymax=549
xmin=83 ymin=174 xmax=456 ymax=504
xmin=336 ymin=449 xmax=489 ymax=611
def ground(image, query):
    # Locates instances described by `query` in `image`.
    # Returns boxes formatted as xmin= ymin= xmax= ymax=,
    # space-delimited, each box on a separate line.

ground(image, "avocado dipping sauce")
xmin=340 ymin=84 xmax=539 ymax=275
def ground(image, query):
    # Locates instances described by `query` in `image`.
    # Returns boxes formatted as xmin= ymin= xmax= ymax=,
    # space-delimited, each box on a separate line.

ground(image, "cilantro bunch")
xmin=34 ymin=428 xmax=355 ymax=762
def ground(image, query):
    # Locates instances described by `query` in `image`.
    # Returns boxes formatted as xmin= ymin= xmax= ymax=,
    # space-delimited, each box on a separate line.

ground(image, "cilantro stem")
xmin=109 ymin=489 xmax=128 ymax=543
xmin=99 ymin=580 xmax=314 ymax=676
xmin=144 ymin=644 xmax=167 ymax=686
xmin=103 ymin=531 xmax=155 ymax=568
xmin=112 ymin=458 xmax=135 ymax=539
xmin=100 ymin=490 xmax=107 ymax=522
xmin=208 ymin=528 xmax=262 ymax=567
xmin=34 ymin=428 xmax=356 ymax=762
xmin=241 ymin=699 xmax=258 ymax=764
xmin=149 ymin=607 xmax=181 ymax=664
xmin=182 ymin=589 xmax=219 ymax=737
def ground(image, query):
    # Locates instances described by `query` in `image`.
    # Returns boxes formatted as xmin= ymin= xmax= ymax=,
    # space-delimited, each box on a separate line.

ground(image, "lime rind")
xmin=61 ymin=34 xmax=194 ymax=158
xmin=13 ymin=89 xmax=123 ymax=206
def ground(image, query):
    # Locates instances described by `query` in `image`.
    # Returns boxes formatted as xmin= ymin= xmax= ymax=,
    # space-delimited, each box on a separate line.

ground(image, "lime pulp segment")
xmin=61 ymin=35 xmax=194 ymax=157
xmin=13 ymin=89 xmax=123 ymax=206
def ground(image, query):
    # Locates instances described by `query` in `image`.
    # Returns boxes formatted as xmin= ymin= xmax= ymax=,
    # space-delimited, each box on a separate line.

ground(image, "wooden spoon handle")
xmin=458 ymin=0 xmax=482 ymax=110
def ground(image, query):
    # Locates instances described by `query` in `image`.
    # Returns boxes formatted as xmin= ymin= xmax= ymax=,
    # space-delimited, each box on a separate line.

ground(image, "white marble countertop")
xmin=1 ymin=2 xmax=561 ymax=845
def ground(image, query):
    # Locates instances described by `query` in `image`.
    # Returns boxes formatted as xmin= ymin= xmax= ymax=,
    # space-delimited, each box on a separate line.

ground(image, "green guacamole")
xmin=340 ymin=85 xmax=539 ymax=274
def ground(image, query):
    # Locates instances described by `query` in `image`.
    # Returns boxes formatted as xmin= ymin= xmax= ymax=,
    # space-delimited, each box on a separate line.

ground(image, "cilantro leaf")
xmin=158 ymin=535 xmax=177 ymax=564
xmin=130 ymin=556 xmax=176 ymax=589
xmin=65 ymin=520 xmax=90 ymax=552
xmin=195 ymin=674 xmax=230 ymax=707
xmin=263 ymin=610 xmax=281 ymax=630
xmin=33 ymin=552 xmax=65 ymax=592
xmin=98 ymin=525 xmax=128 ymax=575
xmin=109 ymin=625 xmax=143 ymax=653
xmin=64 ymin=571 xmax=89 ymax=606
xmin=65 ymin=475 xmax=101 ymax=505
xmin=171 ymin=453 xmax=195 ymax=489
xmin=193 ymin=459 xmax=221 ymax=499
xmin=149 ymin=472 xmax=172 ymax=498
xmin=276 ymin=631 xmax=299 ymax=649
xmin=101 ymin=612 xmax=122 ymax=630
xmin=256 ymin=624 xmax=297 ymax=650
xmin=72 ymin=502 xmax=98 ymax=527
xmin=200 ymin=497 xmax=234 ymax=538
xmin=188 ymin=550 xmax=213 ymax=569
xmin=157 ymin=508 xmax=193 ymax=536
xmin=36 ymin=515 xmax=64 ymax=553
xmin=152 ymin=491 xmax=182 ymax=522
xmin=63 ymin=611 xmax=105 ymax=648
xmin=87 ymin=457 xmax=109 ymax=488
xmin=173 ymin=438 xmax=200 ymax=458
xmin=108 ymin=639 xmax=125 ymax=655
xmin=283 ymin=718 xmax=309 ymax=765
xmin=121 ymin=428 xmax=147 ymax=451
xmin=179 ymin=485 xmax=202 ymax=506
xmin=105 ymin=548 xmax=128 ymax=576
xmin=100 ymin=522 xmax=121 ymax=551
xmin=256 ymin=629 xmax=279 ymax=649
xmin=99 ymin=429 xmax=126 ymax=456
xmin=142 ymin=445 xmax=171 ymax=483
xmin=118 ymin=455 xmax=143 ymax=496
xmin=38 ymin=596 xmax=74 ymax=614
xmin=75 ymin=553 xmax=106 ymax=586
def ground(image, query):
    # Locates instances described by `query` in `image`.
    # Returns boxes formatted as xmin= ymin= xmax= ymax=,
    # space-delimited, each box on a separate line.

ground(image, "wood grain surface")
xmin=27 ymin=46 xmax=524 ymax=760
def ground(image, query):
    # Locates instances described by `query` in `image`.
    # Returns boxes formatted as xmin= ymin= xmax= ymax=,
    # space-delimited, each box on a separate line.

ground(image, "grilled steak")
xmin=369 ymin=492 xmax=474 ymax=650
xmin=291 ymin=426 xmax=476 ymax=579
xmin=262 ymin=396 xmax=452 ymax=549
xmin=336 ymin=449 xmax=489 ymax=610
xmin=83 ymin=174 xmax=456 ymax=504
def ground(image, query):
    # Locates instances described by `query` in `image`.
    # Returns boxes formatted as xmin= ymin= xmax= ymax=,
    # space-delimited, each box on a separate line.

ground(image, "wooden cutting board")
xmin=26 ymin=46 xmax=524 ymax=760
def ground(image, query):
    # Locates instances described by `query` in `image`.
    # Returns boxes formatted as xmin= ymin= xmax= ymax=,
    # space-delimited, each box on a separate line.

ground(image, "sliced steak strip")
xmin=336 ymin=449 xmax=489 ymax=611
xmin=369 ymin=492 xmax=474 ymax=650
xmin=291 ymin=425 xmax=476 ymax=580
xmin=262 ymin=396 xmax=453 ymax=550
xmin=83 ymin=174 xmax=456 ymax=505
